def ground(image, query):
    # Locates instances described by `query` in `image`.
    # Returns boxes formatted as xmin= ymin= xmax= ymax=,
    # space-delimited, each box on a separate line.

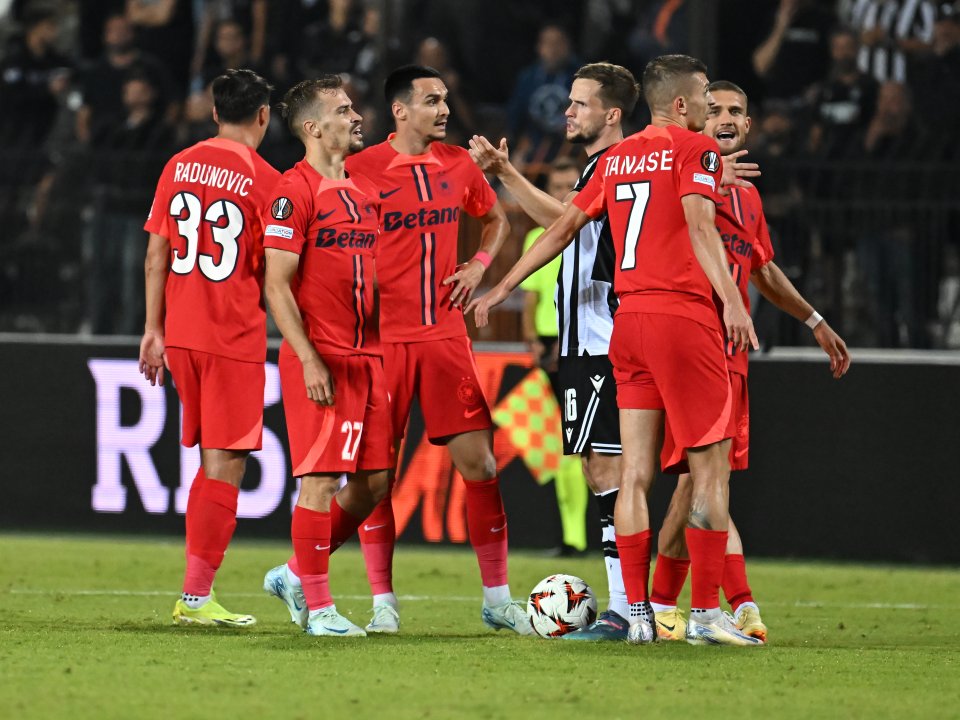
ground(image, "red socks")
xmin=287 ymin=496 xmax=366 ymax=576
xmin=182 ymin=469 xmax=239 ymax=596
xmin=291 ymin=505 xmax=333 ymax=611
xmin=650 ymin=553 xmax=691 ymax=606
xmin=358 ymin=489 xmax=397 ymax=595
xmin=463 ymin=478 xmax=508 ymax=587
xmin=615 ymin=530 xmax=652 ymax=603
xmin=722 ymin=553 xmax=754 ymax=612
xmin=686 ymin=528 xmax=728 ymax=609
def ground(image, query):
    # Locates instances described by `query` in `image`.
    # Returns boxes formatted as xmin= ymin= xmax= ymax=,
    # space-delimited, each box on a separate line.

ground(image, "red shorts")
xmin=165 ymin=347 xmax=264 ymax=451
xmin=279 ymin=347 xmax=393 ymax=476
xmin=383 ymin=336 xmax=492 ymax=444
xmin=609 ymin=312 xmax=732 ymax=472
xmin=662 ymin=370 xmax=749 ymax=474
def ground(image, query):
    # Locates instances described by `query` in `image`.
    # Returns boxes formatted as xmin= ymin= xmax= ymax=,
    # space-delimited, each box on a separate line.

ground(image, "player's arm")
xmin=750 ymin=260 xmax=851 ymax=378
xmin=468 ymin=135 xmax=567 ymax=226
xmin=139 ymin=232 xmax=169 ymax=386
xmin=681 ymin=194 xmax=758 ymax=351
xmin=443 ymin=199 xmax=510 ymax=308
xmin=264 ymin=248 xmax=335 ymax=405
xmin=467 ymin=203 xmax=590 ymax=328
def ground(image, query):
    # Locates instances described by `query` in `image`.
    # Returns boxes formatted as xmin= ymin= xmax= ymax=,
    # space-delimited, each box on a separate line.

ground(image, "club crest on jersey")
xmin=457 ymin=377 xmax=480 ymax=406
xmin=700 ymin=150 xmax=720 ymax=173
xmin=271 ymin=197 xmax=293 ymax=220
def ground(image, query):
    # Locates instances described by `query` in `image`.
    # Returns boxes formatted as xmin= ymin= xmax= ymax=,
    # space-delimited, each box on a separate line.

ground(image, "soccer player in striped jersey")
xmin=650 ymin=80 xmax=850 ymax=643
xmin=469 ymin=62 xmax=639 ymax=640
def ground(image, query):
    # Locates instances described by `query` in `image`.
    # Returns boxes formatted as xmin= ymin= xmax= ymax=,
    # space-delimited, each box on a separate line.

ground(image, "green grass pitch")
xmin=1 ymin=533 xmax=959 ymax=719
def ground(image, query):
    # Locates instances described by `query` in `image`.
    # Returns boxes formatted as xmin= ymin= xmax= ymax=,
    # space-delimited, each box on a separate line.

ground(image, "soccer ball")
xmin=526 ymin=574 xmax=598 ymax=638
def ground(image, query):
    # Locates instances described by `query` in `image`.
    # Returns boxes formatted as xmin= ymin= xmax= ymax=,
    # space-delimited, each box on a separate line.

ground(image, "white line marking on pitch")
xmin=5 ymin=589 xmax=957 ymax=610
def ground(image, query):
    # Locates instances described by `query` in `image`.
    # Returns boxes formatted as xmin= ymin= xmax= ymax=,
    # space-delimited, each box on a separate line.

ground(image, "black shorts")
xmin=557 ymin=353 xmax=621 ymax=456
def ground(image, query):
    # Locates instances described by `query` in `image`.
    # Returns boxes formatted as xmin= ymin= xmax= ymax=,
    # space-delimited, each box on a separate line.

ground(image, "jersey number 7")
xmin=169 ymin=191 xmax=243 ymax=281
xmin=615 ymin=181 xmax=651 ymax=271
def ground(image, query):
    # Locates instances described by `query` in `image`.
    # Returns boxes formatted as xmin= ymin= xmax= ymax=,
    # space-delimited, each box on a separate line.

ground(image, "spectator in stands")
xmin=199 ymin=18 xmax=262 ymax=83
xmin=0 ymin=7 xmax=72 ymax=148
xmin=851 ymin=81 xmax=930 ymax=346
xmin=909 ymin=2 xmax=960 ymax=143
xmin=809 ymin=27 xmax=879 ymax=157
xmin=846 ymin=0 xmax=936 ymax=82
xmin=190 ymin=0 xmax=266 ymax=88
xmin=298 ymin=0 xmax=367 ymax=78
xmin=125 ymin=0 xmax=194 ymax=94
xmin=752 ymin=0 xmax=834 ymax=103
xmin=76 ymin=13 xmax=175 ymax=146
xmin=414 ymin=36 xmax=478 ymax=145
xmin=85 ymin=71 xmax=173 ymax=334
xmin=506 ymin=23 xmax=580 ymax=176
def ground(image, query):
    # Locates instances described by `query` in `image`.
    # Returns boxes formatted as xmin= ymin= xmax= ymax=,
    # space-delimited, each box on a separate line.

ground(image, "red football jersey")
xmin=345 ymin=135 xmax=497 ymax=343
xmin=716 ymin=184 xmax=774 ymax=375
xmin=144 ymin=137 xmax=280 ymax=362
xmin=262 ymin=160 xmax=381 ymax=357
xmin=573 ymin=124 xmax=725 ymax=330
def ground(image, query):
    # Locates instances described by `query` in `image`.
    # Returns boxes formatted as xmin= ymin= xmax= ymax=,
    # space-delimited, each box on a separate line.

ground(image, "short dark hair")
xmin=212 ymin=68 xmax=272 ymax=124
xmin=574 ymin=62 xmax=640 ymax=117
xmin=708 ymin=80 xmax=749 ymax=111
xmin=279 ymin=75 xmax=343 ymax=138
xmin=641 ymin=54 xmax=708 ymax=113
xmin=384 ymin=64 xmax=442 ymax=106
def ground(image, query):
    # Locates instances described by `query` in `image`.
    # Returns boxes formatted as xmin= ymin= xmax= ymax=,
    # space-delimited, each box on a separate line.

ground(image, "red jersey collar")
xmin=384 ymin=133 xmax=445 ymax=169
xmin=296 ymin=158 xmax=356 ymax=194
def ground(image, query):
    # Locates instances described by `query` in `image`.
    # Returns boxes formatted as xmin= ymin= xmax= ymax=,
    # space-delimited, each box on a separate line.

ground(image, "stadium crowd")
xmin=0 ymin=0 xmax=957 ymax=348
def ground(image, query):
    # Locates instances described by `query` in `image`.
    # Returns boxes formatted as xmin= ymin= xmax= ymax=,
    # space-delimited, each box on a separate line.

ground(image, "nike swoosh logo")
xmin=660 ymin=623 xmax=676 ymax=632
xmin=315 ymin=545 xmax=330 ymax=551
xmin=317 ymin=210 xmax=335 ymax=221
xmin=490 ymin=524 xmax=506 ymax=533
xmin=319 ymin=625 xmax=349 ymax=634
xmin=363 ymin=524 xmax=385 ymax=532
xmin=379 ymin=188 xmax=400 ymax=199
xmin=463 ymin=407 xmax=484 ymax=418
xmin=735 ymin=447 xmax=749 ymax=458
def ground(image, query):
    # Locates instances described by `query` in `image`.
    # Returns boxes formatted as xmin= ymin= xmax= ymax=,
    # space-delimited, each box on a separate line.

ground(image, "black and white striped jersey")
xmin=556 ymin=147 xmax=618 ymax=357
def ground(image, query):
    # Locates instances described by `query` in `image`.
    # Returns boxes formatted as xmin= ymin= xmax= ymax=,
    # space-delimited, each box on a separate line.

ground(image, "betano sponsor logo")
xmin=383 ymin=207 xmax=460 ymax=232
xmin=315 ymin=228 xmax=377 ymax=249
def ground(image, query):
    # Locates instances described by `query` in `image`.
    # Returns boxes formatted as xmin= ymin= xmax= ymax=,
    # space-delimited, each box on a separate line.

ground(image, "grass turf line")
xmin=1 ymin=533 xmax=958 ymax=720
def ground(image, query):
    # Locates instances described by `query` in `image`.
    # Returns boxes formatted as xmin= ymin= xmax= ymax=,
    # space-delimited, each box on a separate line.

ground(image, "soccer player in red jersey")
xmin=471 ymin=55 xmax=760 ymax=646
xmin=650 ymin=80 xmax=851 ymax=643
xmin=260 ymin=76 xmax=392 ymax=637
xmin=139 ymin=69 xmax=280 ymax=627
xmin=342 ymin=65 xmax=532 ymax=635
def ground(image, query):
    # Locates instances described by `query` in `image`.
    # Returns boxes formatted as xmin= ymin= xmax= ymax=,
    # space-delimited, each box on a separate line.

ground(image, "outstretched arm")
xmin=682 ymin=194 xmax=758 ymax=351
xmin=468 ymin=135 xmax=567 ymax=227
xmin=467 ymin=203 xmax=591 ymax=327
xmin=751 ymin=260 xmax=851 ymax=378
xmin=140 ymin=232 xmax=169 ymax=386
xmin=265 ymin=248 xmax=335 ymax=405
xmin=443 ymin=199 xmax=511 ymax=308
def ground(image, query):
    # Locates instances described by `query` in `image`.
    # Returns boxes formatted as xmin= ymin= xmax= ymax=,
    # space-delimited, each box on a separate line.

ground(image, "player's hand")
xmin=468 ymin=135 xmax=510 ymax=175
xmin=813 ymin=321 xmax=851 ymax=379
xmin=138 ymin=330 xmax=167 ymax=387
xmin=302 ymin=355 xmax=335 ymax=406
xmin=723 ymin=300 xmax=759 ymax=352
xmin=466 ymin=283 xmax=510 ymax=328
xmin=442 ymin=259 xmax=485 ymax=308
xmin=719 ymin=150 xmax=760 ymax=196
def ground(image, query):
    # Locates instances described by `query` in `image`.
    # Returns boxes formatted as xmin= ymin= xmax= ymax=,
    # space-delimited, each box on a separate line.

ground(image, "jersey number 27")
xmin=169 ymin=192 xmax=243 ymax=281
